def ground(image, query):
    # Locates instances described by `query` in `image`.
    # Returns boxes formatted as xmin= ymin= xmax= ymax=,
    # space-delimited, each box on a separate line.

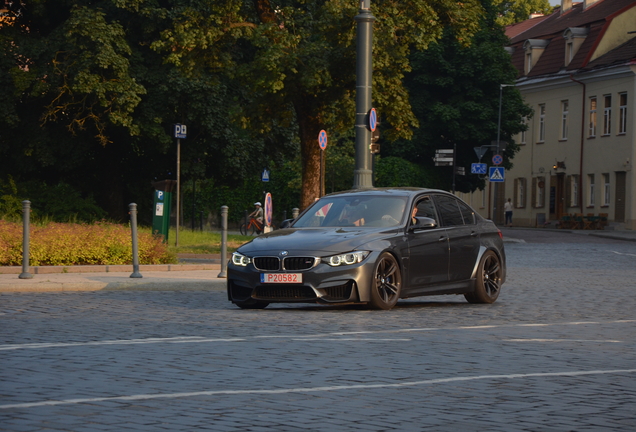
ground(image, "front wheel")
xmin=465 ymin=250 xmax=502 ymax=304
xmin=369 ymin=252 xmax=402 ymax=310
xmin=239 ymin=223 xmax=247 ymax=236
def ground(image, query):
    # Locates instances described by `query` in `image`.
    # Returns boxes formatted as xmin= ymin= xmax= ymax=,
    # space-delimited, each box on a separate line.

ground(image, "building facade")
xmin=485 ymin=0 xmax=636 ymax=229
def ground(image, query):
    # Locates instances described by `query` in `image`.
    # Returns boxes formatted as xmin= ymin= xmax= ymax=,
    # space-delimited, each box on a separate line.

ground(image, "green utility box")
xmin=152 ymin=180 xmax=176 ymax=243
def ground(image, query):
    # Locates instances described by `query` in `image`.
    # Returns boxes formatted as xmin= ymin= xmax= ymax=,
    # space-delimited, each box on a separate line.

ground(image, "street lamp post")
xmin=492 ymin=84 xmax=514 ymax=224
xmin=353 ymin=0 xmax=375 ymax=189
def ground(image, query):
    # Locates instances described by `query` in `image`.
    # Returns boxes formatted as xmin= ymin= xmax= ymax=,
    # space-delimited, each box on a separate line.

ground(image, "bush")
xmin=0 ymin=220 xmax=176 ymax=266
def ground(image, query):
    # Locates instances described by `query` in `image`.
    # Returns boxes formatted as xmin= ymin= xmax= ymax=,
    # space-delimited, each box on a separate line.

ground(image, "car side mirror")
xmin=411 ymin=216 xmax=437 ymax=230
xmin=280 ymin=218 xmax=295 ymax=229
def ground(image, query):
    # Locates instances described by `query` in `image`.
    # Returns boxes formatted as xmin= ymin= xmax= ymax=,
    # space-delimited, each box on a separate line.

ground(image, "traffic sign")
xmin=456 ymin=167 xmax=466 ymax=176
xmin=436 ymin=149 xmax=454 ymax=154
xmin=261 ymin=169 xmax=270 ymax=182
xmin=489 ymin=167 xmax=505 ymax=182
xmin=474 ymin=146 xmax=488 ymax=160
xmin=471 ymin=163 xmax=487 ymax=174
xmin=318 ymin=130 xmax=328 ymax=150
xmin=369 ymin=108 xmax=377 ymax=132
xmin=492 ymin=154 xmax=503 ymax=166
xmin=435 ymin=161 xmax=453 ymax=167
xmin=264 ymin=193 xmax=273 ymax=227
xmin=173 ymin=124 xmax=187 ymax=139
xmin=434 ymin=157 xmax=454 ymax=162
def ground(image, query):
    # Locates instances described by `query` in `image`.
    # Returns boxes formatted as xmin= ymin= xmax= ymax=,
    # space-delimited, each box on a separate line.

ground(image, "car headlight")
xmin=231 ymin=252 xmax=252 ymax=266
xmin=323 ymin=251 xmax=370 ymax=267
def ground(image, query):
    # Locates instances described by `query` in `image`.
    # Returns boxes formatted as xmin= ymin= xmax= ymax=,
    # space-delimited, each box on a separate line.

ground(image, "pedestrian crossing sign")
xmin=489 ymin=167 xmax=505 ymax=182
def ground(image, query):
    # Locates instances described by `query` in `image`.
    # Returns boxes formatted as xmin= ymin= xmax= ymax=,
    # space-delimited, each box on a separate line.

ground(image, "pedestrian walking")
xmin=504 ymin=198 xmax=513 ymax=227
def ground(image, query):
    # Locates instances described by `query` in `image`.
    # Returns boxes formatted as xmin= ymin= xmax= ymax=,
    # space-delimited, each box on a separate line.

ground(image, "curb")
xmin=0 ymin=263 xmax=220 ymax=275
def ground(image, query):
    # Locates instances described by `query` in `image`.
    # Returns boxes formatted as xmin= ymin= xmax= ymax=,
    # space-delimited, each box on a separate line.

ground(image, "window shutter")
xmin=532 ymin=178 xmax=537 ymax=208
xmin=513 ymin=178 xmax=519 ymax=208
xmin=565 ymin=175 xmax=572 ymax=208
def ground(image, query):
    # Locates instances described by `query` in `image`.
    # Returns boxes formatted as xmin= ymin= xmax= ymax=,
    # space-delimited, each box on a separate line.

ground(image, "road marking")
xmin=608 ymin=250 xmax=636 ymax=257
xmin=2 ymin=369 xmax=635 ymax=410
xmin=291 ymin=338 xmax=411 ymax=342
xmin=505 ymin=338 xmax=622 ymax=343
xmin=1 ymin=320 xmax=633 ymax=351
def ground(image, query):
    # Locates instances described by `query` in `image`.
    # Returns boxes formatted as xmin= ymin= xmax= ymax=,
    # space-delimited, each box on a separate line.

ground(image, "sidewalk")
xmin=499 ymin=226 xmax=636 ymax=243
xmin=0 ymin=254 xmax=227 ymax=293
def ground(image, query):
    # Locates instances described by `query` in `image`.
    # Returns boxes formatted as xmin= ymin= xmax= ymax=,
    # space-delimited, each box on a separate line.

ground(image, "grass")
xmin=164 ymin=228 xmax=255 ymax=255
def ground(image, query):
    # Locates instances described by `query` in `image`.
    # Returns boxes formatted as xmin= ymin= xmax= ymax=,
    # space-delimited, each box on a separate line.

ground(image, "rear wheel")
xmin=239 ymin=223 xmax=247 ymax=236
xmin=465 ymin=250 xmax=502 ymax=304
xmin=369 ymin=252 xmax=402 ymax=310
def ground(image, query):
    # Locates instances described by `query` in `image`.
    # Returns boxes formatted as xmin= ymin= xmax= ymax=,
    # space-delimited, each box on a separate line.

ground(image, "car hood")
xmin=237 ymin=227 xmax=397 ymax=256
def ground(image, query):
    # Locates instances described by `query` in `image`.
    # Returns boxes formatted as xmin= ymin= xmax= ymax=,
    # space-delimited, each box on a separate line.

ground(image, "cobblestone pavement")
xmin=1 ymin=230 xmax=635 ymax=431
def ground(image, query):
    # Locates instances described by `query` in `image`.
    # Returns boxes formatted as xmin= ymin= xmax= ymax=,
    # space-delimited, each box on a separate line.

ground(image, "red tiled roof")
xmin=505 ymin=14 xmax=551 ymax=39
xmin=506 ymin=0 xmax=636 ymax=77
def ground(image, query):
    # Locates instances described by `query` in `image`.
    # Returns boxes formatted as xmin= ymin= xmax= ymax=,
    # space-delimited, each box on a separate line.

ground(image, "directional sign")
xmin=489 ymin=167 xmax=505 ymax=182
xmin=435 ymin=157 xmax=454 ymax=162
xmin=492 ymin=154 xmax=503 ymax=166
xmin=435 ymin=161 xmax=453 ymax=167
xmin=369 ymin=108 xmax=377 ymax=132
xmin=436 ymin=149 xmax=454 ymax=154
xmin=471 ymin=163 xmax=487 ymax=174
xmin=261 ymin=169 xmax=270 ymax=182
xmin=318 ymin=130 xmax=328 ymax=150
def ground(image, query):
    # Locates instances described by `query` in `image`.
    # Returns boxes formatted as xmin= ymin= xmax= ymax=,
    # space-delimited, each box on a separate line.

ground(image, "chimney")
xmin=561 ymin=0 xmax=573 ymax=15
xmin=583 ymin=0 xmax=600 ymax=10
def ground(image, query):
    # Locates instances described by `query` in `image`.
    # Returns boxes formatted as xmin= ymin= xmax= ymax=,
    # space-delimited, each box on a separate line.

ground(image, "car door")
xmin=433 ymin=194 xmax=480 ymax=282
xmin=401 ymin=195 xmax=450 ymax=293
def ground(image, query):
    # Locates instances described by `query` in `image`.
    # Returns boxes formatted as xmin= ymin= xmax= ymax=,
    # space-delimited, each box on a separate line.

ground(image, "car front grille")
xmin=254 ymin=286 xmax=317 ymax=300
xmin=283 ymin=257 xmax=317 ymax=270
xmin=253 ymin=256 xmax=317 ymax=271
xmin=253 ymin=257 xmax=280 ymax=271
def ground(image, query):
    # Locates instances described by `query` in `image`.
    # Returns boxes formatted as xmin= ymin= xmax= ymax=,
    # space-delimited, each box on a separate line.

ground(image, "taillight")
xmin=498 ymin=229 xmax=503 ymax=239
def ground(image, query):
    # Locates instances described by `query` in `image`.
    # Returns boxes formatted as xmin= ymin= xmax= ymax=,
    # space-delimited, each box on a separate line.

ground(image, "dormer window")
xmin=523 ymin=39 xmax=550 ymax=74
xmin=563 ymin=28 xmax=589 ymax=66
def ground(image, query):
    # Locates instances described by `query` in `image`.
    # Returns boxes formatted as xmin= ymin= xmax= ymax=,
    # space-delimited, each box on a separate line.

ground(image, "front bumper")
xmin=227 ymin=254 xmax=378 ymax=305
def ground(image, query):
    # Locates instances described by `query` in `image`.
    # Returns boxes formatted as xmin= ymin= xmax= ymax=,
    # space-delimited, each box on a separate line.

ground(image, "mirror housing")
xmin=279 ymin=219 xmax=295 ymax=229
xmin=411 ymin=216 xmax=437 ymax=230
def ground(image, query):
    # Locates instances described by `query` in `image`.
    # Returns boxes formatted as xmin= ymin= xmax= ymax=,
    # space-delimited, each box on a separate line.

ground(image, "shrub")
xmin=0 ymin=220 xmax=176 ymax=266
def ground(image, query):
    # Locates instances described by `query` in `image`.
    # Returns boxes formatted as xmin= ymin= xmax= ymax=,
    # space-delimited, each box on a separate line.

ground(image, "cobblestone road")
xmin=1 ymin=230 xmax=635 ymax=431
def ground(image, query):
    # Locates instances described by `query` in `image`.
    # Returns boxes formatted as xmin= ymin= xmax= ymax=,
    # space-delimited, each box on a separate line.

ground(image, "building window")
xmin=587 ymin=174 xmax=595 ymax=207
xmin=538 ymin=104 xmax=546 ymax=142
xmin=603 ymin=173 xmax=610 ymax=206
xmin=533 ymin=177 xmax=545 ymax=208
xmin=619 ymin=93 xmax=627 ymax=135
xmin=566 ymin=41 xmax=574 ymax=64
xmin=514 ymin=178 xmax=526 ymax=208
xmin=526 ymin=52 xmax=532 ymax=74
xmin=589 ymin=97 xmax=597 ymax=137
xmin=561 ymin=100 xmax=569 ymax=140
xmin=603 ymin=95 xmax=611 ymax=135
xmin=520 ymin=117 xmax=527 ymax=144
xmin=570 ymin=175 xmax=579 ymax=207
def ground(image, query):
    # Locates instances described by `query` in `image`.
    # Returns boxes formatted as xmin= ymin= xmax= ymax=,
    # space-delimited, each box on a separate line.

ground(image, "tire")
xmin=465 ymin=250 xmax=502 ymax=304
xmin=369 ymin=252 xmax=402 ymax=310
xmin=234 ymin=298 xmax=269 ymax=309
xmin=239 ymin=223 xmax=247 ymax=236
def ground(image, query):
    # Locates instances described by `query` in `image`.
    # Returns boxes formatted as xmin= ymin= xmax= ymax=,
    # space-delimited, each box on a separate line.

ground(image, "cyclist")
xmin=249 ymin=202 xmax=264 ymax=232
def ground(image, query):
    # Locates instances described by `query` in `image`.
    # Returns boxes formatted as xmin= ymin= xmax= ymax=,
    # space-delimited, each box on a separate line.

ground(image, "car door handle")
xmin=438 ymin=236 xmax=448 ymax=242
xmin=471 ymin=231 xmax=478 ymax=237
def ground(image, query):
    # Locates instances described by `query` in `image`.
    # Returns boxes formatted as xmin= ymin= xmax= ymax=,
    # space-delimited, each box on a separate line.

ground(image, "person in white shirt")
xmin=504 ymin=198 xmax=513 ymax=227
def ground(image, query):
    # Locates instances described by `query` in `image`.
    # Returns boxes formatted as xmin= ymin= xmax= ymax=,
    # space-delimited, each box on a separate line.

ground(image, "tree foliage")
xmin=494 ymin=0 xmax=554 ymax=26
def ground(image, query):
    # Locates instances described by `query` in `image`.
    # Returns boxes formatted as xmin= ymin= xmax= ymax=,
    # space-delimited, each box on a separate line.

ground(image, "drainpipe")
xmin=570 ymin=75 xmax=586 ymax=213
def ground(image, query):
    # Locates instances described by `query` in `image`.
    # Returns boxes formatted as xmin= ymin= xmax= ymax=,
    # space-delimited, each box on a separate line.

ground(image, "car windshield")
xmin=293 ymin=195 xmax=409 ymax=228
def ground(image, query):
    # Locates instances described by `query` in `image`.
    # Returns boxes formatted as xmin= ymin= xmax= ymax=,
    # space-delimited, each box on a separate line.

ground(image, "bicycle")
xmin=240 ymin=217 xmax=263 ymax=236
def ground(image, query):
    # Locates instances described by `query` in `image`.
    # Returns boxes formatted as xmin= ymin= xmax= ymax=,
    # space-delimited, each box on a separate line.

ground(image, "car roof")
xmin=323 ymin=187 xmax=451 ymax=198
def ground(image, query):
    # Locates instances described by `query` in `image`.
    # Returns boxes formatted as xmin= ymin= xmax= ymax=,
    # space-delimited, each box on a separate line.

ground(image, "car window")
xmin=294 ymin=195 xmax=408 ymax=228
xmin=457 ymin=200 xmax=476 ymax=225
xmin=413 ymin=196 xmax=437 ymax=221
xmin=433 ymin=195 xmax=464 ymax=227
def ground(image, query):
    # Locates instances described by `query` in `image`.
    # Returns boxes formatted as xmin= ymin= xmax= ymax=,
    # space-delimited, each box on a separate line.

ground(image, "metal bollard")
xmin=19 ymin=200 xmax=33 ymax=279
xmin=217 ymin=206 xmax=228 ymax=278
xmin=283 ymin=210 xmax=287 ymax=222
xmin=129 ymin=203 xmax=143 ymax=278
xmin=292 ymin=207 xmax=299 ymax=219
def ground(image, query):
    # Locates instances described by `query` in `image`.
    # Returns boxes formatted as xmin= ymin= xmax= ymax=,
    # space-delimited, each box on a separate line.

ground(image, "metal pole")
xmin=493 ymin=84 xmax=513 ymax=224
xmin=353 ymin=0 xmax=375 ymax=189
xmin=129 ymin=203 xmax=142 ymax=278
xmin=217 ymin=206 xmax=228 ymax=278
xmin=19 ymin=200 xmax=33 ymax=279
xmin=452 ymin=143 xmax=456 ymax=194
xmin=176 ymin=138 xmax=181 ymax=247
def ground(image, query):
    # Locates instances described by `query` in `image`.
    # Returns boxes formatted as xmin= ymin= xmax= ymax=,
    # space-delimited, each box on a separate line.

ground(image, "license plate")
xmin=260 ymin=273 xmax=303 ymax=284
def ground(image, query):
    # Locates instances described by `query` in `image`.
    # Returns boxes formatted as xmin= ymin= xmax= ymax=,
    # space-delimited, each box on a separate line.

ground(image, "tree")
xmin=156 ymin=0 xmax=485 ymax=209
xmin=494 ymin=0 xmax=554 ymax=26
xmin=384 ymin=0 xmax=533 ymax=193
